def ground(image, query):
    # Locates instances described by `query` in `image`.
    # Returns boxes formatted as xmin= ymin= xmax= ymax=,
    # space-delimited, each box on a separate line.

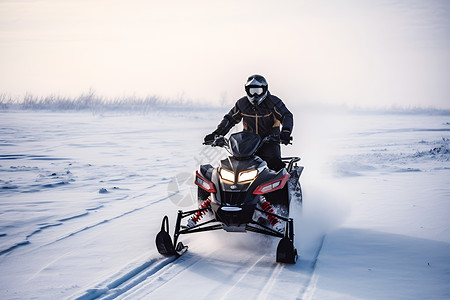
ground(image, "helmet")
xmin=245 ymin=74 xmax=268 ymax=106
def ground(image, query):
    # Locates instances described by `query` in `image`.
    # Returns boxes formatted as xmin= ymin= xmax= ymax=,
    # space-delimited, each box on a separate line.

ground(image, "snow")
xmin=0 ymin=108 xmax=449 ymax=299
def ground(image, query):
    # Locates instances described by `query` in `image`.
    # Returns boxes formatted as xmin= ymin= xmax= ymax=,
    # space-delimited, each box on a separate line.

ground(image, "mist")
xmin=1 ymin=0 xmax=449 ymax=108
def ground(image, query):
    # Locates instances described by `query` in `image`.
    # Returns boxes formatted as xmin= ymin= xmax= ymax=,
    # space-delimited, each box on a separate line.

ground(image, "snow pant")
xmin=256 ymin=142 xmax=289 ymax=211
xmin=255 ymin=142 xmax=285 ymax=171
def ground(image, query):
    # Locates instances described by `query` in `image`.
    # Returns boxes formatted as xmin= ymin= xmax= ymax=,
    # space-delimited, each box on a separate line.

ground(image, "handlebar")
xmin=203 ymin=135 xmax=228 ymax=147
xmin=204 ymin=134 xmax=292 ymax=146
xmin=262 ymin=134 xmax=293 ymax=145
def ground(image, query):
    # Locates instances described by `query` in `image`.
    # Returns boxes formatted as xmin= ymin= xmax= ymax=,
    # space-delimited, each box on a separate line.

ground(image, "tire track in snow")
xmin=218 ymin=255 xmax=268 ymax=300
xmin=256 ymin=263 xmax=284 ymax=300
xmin=72 ymin=251 xmax=206 ymax=299
xmin=79 ymin=244 xmax=269 ymax=299
xmin=116 ymin=253 xmax=207 ymax=299
xmin=116 ymin=244 xmax=263 ymax=299
xmin=297 ymin=234 xmax=326 ymax=300
xmin=70 ymin=234 xmax=326 ymax=300
xmin=72 ymin=256 xmax=179 ymax=300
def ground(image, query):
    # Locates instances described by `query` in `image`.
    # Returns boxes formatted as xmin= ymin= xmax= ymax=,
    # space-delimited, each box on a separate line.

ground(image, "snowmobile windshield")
xmin=229 ymin=131 xmax=261 ymax=159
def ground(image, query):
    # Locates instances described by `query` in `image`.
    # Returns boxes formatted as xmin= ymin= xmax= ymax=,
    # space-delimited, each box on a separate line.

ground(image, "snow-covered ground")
xmin=0 ymin=108 xmax=449 ymax=299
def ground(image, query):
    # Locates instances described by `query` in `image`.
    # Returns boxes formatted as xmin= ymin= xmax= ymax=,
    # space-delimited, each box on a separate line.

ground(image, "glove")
xmin=280 ymin=130 xmax=292 ymax=145
xmin=204 ymin=133 xmax=216 ymax=144
xmin=214 ymin=135 xmax=226 ymax=147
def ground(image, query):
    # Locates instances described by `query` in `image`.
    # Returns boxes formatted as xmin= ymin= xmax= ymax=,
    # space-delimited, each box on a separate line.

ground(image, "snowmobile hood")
xmin=229 ymin=131 xmax=261 ymax=159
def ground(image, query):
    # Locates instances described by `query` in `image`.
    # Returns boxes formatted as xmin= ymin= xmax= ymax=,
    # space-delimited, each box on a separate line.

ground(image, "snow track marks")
xmin=71 ymin=234 xmax=326 ymax=300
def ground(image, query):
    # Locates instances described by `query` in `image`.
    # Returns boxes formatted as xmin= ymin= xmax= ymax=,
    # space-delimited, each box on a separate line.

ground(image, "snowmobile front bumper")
xmin=156 ymin=206 xmax=298 ymax=263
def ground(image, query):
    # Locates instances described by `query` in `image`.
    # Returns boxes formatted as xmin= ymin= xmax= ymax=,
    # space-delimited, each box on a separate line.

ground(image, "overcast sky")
xmin=1 ymin=0 xmax=449 ymax=108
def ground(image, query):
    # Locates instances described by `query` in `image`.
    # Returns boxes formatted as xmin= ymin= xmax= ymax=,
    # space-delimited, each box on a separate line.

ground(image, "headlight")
xmin=219 ymin=168 xmax=235 ymax=182
xmin=238 ymin=169 xmax=258 ymax=183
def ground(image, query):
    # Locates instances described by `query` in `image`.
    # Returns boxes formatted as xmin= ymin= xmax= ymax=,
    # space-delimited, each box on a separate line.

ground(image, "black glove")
xmin=204 ymin=133 xmax=216 ymax=144
xmin=280 ymin=130 xmax=292 ymax=145
xmin=214 ymin=135 xmax=226 ymax=147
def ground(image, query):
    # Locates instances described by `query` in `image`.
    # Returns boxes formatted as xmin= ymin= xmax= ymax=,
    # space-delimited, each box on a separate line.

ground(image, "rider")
xmin=204 ymin=74 xmax=293 ymax=171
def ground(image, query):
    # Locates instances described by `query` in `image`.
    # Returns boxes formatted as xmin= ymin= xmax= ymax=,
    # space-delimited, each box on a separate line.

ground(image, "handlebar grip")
xmin=203 ymin=135 xmax=225 ymax=147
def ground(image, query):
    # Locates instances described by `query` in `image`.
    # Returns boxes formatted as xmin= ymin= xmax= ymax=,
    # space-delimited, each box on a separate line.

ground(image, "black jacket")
xmin=214 ymin=92 xmax=293 ymax=137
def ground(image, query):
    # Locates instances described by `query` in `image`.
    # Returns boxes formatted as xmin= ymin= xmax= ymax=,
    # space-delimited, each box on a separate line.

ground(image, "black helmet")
xmin=245 ymin=74 xmax=268 ymax=106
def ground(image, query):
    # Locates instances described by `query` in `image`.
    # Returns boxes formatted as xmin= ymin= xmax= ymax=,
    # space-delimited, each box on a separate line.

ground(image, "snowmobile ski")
xmin=155 ymin=216 xmax=188 ymax=256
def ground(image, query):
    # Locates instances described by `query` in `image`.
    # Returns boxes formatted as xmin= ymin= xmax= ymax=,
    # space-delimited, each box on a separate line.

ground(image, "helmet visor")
xmin=248 ymin=87 xmax=264 ymax=96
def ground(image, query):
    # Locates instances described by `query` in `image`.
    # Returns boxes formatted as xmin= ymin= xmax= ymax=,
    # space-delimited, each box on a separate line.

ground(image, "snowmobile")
xmin=155 ymin=131 xmax=303 ymax=263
